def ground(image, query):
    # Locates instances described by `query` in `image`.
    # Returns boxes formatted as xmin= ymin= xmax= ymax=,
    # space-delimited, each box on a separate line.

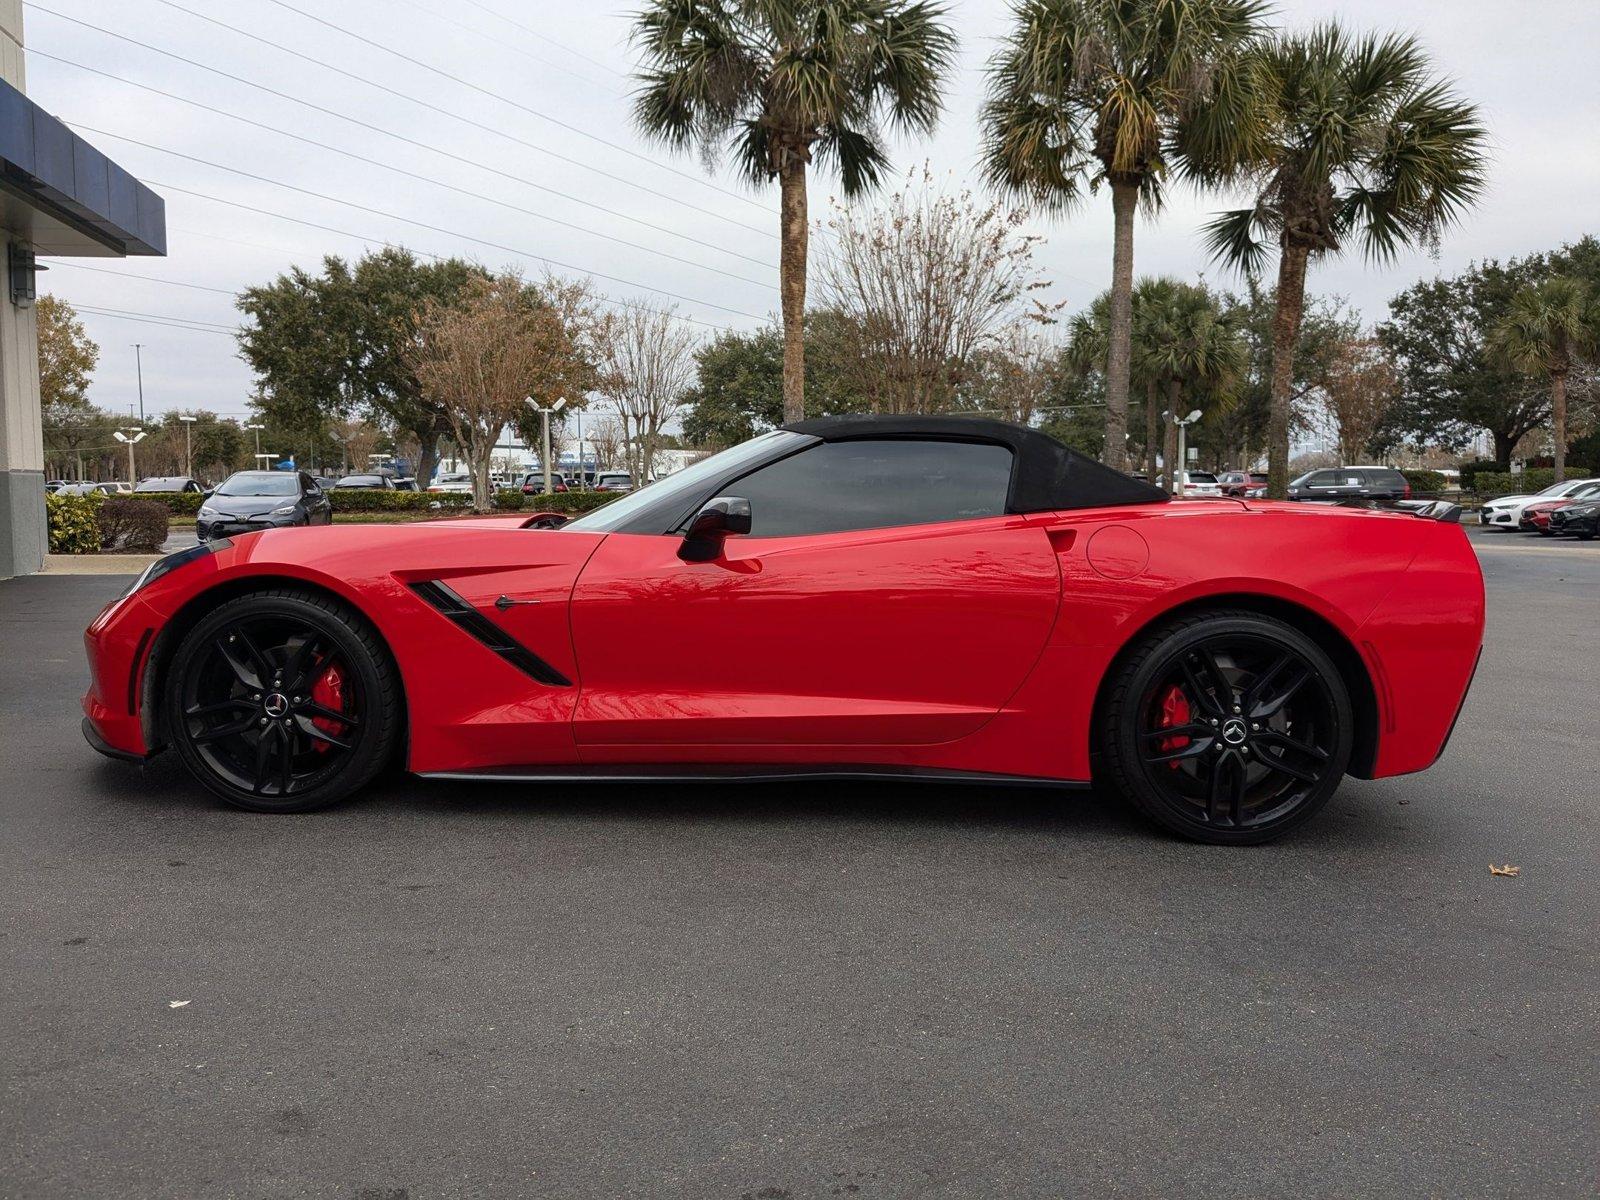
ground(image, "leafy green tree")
xmin=1066 ymin=278 xmax=1182 ymax=477
xmin=1489 ymin=277 xmax=1599 ymax=482
xmin=1195 ymin=24 xmax=1487 ymax=497
xmin=681 ymin=310 xmax=874 ymax=446
xmin=238 ymin=249 xmax=486 ymax=485
xmin=1138 ymin=283 xmax=1248 ymax=488
xmin=1377 ymin=239 xmax=1600 ymax=467
xmin=630 ymin=0 xmax=956 ymax=424
xmin=982 ymin=0 xmax=1266 ymax=472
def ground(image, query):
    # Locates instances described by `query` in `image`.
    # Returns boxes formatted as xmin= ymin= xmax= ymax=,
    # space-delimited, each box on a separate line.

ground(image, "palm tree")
xmin=1195 ymin=25 xmax=1487 ymax=497
xmin=1066 ymin=277 xmax=1179 ymax=477
xmin=630 ymin=0 xmax=956 ymax=423
xmin=1489 ymin=277 xmax=1599 ymax=483
xmin=1139 ymin=282 xmax=1247 ymax=490
xmin=982 ymin=0 xmax=1267 ymax=472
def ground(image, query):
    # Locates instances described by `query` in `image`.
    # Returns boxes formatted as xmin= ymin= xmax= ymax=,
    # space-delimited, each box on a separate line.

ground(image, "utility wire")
xmin=44 ymin=261 xmax=238 ymax=295
xmin=22 ymin=37 xmax=767 ymax=269
xmin=457 ymin=0 xmax=624 ymax=81
xmin=252 ymin=0 xmax=770 ymax=215
xmin=71 ymin=123 xmax=770 ymax=323
xmin=65 ymin=302 xmax=238 ymax=336
xmin=383 ymin=0 xmax=620 ymax=96
xmin=27 ymin=3 xmax=775 ymax=243
xmin=148 ymin=182 xmax=744 ymax=333
xmin=32 ymin=51 xmax=775 ymax=289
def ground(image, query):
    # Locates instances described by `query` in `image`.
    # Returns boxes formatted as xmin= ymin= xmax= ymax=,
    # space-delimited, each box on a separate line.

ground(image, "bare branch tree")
xmin=410 ymin=271 xmax=595 ymax=510
xmin=816 ymin=170 xmax=1058 ymax=415
xmin=1319 ymin=336 xmax=1400 ymax=465
xmin=594 ymin=302 xmax=699 ymax=483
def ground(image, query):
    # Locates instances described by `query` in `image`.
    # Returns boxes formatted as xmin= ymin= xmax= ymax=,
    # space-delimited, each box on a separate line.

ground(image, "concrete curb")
xmin=42 ymin=553 xmax=158 ymax=575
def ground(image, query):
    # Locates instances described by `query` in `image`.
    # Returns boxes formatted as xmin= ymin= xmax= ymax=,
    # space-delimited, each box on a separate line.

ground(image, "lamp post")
xmin=178 ymin=414 xmax=197 ymax=479
xmin=112 ymin=426 xmax=147 ymax=483
xmin=1162 ymin=409 xmax=1204 ymax=497
xmin=132 ymin=344 xmax=145 ymax=425
xmin=245 ymin=422 xmax=264 ymax=464
xmin=530 ymin=396 xmax=566 ymax=495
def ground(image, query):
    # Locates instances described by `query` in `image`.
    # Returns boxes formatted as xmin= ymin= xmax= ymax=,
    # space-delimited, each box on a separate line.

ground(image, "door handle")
xmin=495 ymin=595 xmax=540 ymax=610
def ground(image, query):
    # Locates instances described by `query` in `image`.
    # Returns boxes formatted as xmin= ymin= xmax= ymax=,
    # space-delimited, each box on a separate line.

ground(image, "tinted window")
xmin=336 ymin=475 xmax=386 ymax=487
xmin=731 ymin=439 xmax=1012 ymax=537
xmin=1303 ymin=471 xmax=1340 ymax=487
xmin=1364 ymin=469 xmax=1405 ymax=488
xmin=1187 ymin=472 xmax=1219 ymax=484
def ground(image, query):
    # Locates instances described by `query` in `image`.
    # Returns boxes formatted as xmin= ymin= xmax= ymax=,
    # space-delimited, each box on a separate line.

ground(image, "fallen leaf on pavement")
xmin=168 ymin=1000 xmax=191 ymax=1008
xmin=1489 ymin=863 xmax=1520 ymax=877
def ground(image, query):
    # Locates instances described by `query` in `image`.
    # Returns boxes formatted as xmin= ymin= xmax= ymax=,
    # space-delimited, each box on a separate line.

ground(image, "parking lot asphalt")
xmin=2 ymin=533 xmax=1596 ymax=1198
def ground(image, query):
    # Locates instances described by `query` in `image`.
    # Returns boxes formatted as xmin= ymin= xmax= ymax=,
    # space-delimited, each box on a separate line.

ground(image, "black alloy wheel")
xmin=1100 ymin=611 xmax=1353 ymax=845
xmin=164 ymin=588 xmax=400 ymax=813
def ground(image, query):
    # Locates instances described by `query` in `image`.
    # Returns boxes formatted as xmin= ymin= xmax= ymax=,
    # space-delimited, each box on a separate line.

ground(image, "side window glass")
xmin=731 ymin=439 xmax=1014 ymax=537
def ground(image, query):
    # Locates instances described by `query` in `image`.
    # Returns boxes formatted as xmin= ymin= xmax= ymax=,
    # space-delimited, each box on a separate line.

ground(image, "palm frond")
xmin=1202 ymin=206 xmax=1273 ymax=275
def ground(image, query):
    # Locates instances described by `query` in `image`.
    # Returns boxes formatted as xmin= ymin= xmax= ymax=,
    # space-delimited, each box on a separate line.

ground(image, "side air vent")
xmin=409 ymin=580 xmax=573 ymax=687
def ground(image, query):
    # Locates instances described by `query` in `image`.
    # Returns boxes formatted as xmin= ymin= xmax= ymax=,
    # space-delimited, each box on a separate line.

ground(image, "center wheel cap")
xmin=263 ymin=693 xmax=291 ymax=718
xmin=1221 ymin=717 xmax=1248 ymax=746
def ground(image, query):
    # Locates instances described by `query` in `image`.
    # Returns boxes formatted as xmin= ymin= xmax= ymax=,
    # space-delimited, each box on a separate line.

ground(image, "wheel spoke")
xmin=191 ymin=715 xmax=257 ymax=744
xmin=1254 ymin=730 xmax=1330 ymax=763
xmin=251 ymin=725 xmax=277 ymax=793
xmin=184 ymin=699 xmax=254 ymax=719
xmin=1249 ymin=663 xmax=1311 ymax=720
xmin=300 ymin=701 xmax=359 ymax=729
xmin=1142 ymin=735 xmax=1215 ymax=765
xmin=294 ymin=712 xmax=354 ymax=750
xmin=1206 ymin=752 xmax=1245 ymax=825
xmin=1178 ymin=654 xmax=1226 ymax=717
xmin=277 ymin=724 xmax=295 ymax=796
xmin=283 ymin=634 xmax=326 ymax=693
xmin=1254 ymin=747 xmax=1320 ymax=785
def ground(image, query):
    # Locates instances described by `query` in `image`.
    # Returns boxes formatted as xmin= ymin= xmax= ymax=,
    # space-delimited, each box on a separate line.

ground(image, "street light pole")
xmin=132 ymin=344 xmax=145 ymax=425
xmin=1162 ymin=408 xmax=1204 ymax=497
xmin=245 ymin=422 xmax=264 ymax=462
xmin=112 ymin=427 xmax=147 ymax=483
xmin=179 ymin=414 xmax=197 ymax=479
xmin=530 ymin=396 xmax=566 ymax=495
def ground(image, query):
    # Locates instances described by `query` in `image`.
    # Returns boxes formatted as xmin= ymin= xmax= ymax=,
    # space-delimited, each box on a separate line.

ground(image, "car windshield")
xmin=215 ymin=472 xmax=297 ymax=497
xmin=338 ymin=475 xmax=383 ymax=486
xmin=135 ymin=478 xmax=185 ymax=492
xmin=1187 ymin=472 xmax=1219 ymax=484
xmin=563 ymin=431 xmax=806 ymax=533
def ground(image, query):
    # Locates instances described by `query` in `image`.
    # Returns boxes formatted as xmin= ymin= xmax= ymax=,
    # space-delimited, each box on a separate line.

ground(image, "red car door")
xmin=567 ymin=437 xmax=1062 ymax=751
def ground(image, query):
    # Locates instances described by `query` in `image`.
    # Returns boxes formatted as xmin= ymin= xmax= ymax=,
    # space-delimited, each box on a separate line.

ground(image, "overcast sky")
xmin=27 ymin=0 xmax=1600 ymax=426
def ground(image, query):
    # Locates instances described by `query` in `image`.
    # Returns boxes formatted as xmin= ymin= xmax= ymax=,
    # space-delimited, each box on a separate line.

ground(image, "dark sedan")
xmin=1548 ymin=493 xmax=1600 ymax=540
xmin=196 ymin=471 xmax=333 ymax=542
xmin=1287 ymin=466 xmax=1411 ymax=504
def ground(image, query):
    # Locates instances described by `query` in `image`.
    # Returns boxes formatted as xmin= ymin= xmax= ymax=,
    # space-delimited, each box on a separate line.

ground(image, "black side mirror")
xmin=678 ymin=496 xmax=752 ymax=562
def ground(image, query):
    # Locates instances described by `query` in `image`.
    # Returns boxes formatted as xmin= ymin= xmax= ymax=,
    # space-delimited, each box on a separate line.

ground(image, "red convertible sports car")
xmin=82 ymin=417 xmax=1485 ymax=845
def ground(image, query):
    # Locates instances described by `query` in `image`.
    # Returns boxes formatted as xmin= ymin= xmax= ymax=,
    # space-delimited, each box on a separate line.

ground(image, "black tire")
xmin=163 ymin=587 xmax=402 ymax=813
xmin=1098 ymin=610 xmax=1353 ymax=845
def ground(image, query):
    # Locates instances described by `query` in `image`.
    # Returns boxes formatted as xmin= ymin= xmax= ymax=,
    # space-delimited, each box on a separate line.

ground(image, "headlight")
xmin=198 ymin=505 xmax=217 ymax=517
xmin=271 ymin=504 xmax=299 ymax=515
xmin=125 ymin=539 xmax=231 ymax=598
xmin=1569 ymin=504 xmax=1599 ymax=517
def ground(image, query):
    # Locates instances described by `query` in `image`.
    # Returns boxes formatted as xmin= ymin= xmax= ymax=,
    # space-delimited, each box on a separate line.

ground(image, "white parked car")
xmin=1480 ymin=478 xmax=1600 ymax=528
xmin=426 ymin=472 xmax=475 ymax=494
xmin=1173 ymin=471 xmax=1224 ymax=497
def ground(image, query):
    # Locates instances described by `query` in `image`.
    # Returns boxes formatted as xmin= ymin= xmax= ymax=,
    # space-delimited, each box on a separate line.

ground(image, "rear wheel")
xmin=1098 ymin=611 xmax=1353 ymax=845
xmin=164 ymin=588 xmax=401 ymax=813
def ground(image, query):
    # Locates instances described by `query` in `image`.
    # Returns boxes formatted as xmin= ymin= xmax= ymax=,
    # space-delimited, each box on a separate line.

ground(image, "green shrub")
xmin=493 ymin=489 xmax=526 ymax=510
xmin=98 ymin=497 xmax=169 ymax=552
xmin=1473 ymin=468 xmax=1593 ymax=498
xmin=1401 ymin=469 xmax=1448 ymax=496
xmin=527 ymin=492 xmax=618 ymax=514
xmin=1456 ymin=459 xmax=1501 ymax=489
xmin=133 ymin=491 xmax=205 ymax=516
xmin=328 ymin=488 xmax=472 ymax=512
xmin=45 ymin=491 xmax=103 ymax=554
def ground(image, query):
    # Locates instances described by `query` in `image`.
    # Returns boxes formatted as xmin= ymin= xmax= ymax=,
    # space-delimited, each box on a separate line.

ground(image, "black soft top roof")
xmin=783 ymin=415 xmax=1167 ymax=512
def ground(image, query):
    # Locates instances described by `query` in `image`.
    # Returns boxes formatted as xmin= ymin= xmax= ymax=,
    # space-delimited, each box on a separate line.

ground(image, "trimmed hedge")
xmin=1473 ymin=468 xmax=1593 ymax=498
xmin=1401 ymin=469 xmax=1448 ymax=495
xmin=527 ymin=492 xmax=618 ymax=513
xmin=99 ymin=497 xmax=169 ymax=552
xmin=45 ymin=491 xmax=102 ymax=554
xmin=328 ymin=489 xmax=473 ymax=512
xmin=133 ymin=491 xmax=204 ymax=516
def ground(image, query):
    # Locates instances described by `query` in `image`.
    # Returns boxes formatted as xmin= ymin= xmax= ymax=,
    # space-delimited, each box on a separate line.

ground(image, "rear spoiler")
xmin=521 ymin=512 xmax=569 ymax=530
xmin=1337 ymin=498 xmax=1463 ymax=524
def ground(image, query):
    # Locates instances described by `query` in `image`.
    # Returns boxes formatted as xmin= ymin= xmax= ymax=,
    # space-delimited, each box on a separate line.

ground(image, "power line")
xmin=27 ymin=3 xmax=775 ymax=244
xmin=32 ymin=50 xmax=775 ymax=289
xmin=45 ymin=260 xmax=238 ymax=295
xmin=64 ymin=302 xmax=238 ymax=336
xmin=71 ymin=123 xmax=770 ymax=323
xmin=253 ymin=0 xmax=770 ymax=216
xmin=383 ymin=0 xmax=620 ymax=96
xmin=149 ymin=182 xmax=744 ymax=333
xmin=456 ymin=0 xmax=624 ymax=82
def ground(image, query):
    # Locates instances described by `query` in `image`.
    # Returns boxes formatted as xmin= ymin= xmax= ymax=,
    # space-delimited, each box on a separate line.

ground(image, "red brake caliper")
xmin=308 ymin=661 xmax=348 ymax=753
xmin=1157 ymin=685 xmax=1191 ymax=769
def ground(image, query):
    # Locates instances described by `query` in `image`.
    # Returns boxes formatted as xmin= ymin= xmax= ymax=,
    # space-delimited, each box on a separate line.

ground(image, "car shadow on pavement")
xmin=89 ymin=747 xmax=1425 ymax=851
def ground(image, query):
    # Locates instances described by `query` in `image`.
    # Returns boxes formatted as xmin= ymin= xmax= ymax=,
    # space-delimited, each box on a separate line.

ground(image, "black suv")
xmin=1286 ymin=467 xmax=1411 ymax=504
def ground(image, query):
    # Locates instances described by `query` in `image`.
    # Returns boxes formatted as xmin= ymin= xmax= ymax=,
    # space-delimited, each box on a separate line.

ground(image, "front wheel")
xmin=163 ymin=588 xmax=402 ymax=813
xmin=1098 ymin=610 xmax=1353 ymax=845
